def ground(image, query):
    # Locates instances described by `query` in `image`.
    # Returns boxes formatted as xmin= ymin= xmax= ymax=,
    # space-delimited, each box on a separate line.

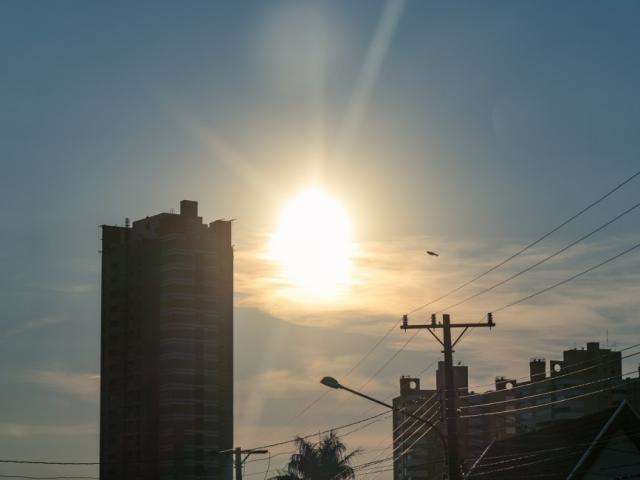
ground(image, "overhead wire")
xmin=361 ymin=410 xmax=441 ymax=475
xmin=459 ymin=373 xmax=639 ymax=418
xmin=435 ymin=199 xmax=640 ymax=314
xmin=408 ymin=168 xmax=640 ymax=316
xmin=289 ymin=168 xmax=640 ymax=428
xmin=245 ymin=170 xmax=640 ymax=473
xmin=245 ymin=360 xmax=439 ymax=473
xmin=334 ymin=174 xmax=640 ymax=403
xmin=493 ymin=238 xmax=640 ymax=315
xmin=353 ymin=419 xmax=443 ymax=479
xmin=458 ymin=341 xmax=640 ymax=395
xmin=346 ymin=230 xmax=640 ymax=408
xmin=460 ymin=345 xmax=640 ymax=400
xmin=461 ymin=368 xmax=638 ymax=410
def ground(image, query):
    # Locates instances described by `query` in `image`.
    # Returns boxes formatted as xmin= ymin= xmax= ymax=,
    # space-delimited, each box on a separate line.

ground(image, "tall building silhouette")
xmin=100 ymin=200 xmax=233 ymax=480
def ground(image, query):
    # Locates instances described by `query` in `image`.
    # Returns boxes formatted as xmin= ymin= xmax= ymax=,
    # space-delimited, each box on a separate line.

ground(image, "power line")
xmin=382 ymin=408 xmax=440 ymax=460
xmin=460 ymin=345 xmax=640 ymax=399
xmin=466 ymin=438 xmax=640 ymax=479
xmin=245 ymin=337 xmax=639 ymax=472
xmin=365 ymin=410 xmax=441 ymax=472
xmin=356 ymin=330 xmax=421 ymax=392
xmin=241 ymin=412 xmax=393 ymax=475
xmin=478 ymin=431 xmax=640 ymax=466
xmin=407 ymin=168 xmax=640 ymax=316
xmin=362 ymin=232 xmax=640 ymax=406
xmin=222 ymin=410 xmax=389 ymax=453
xmin=461 ymin=368 xmax=638 ymax=410
xmin=344 ymin=191 xmax=640 ymax=403
xmin=352 ymin=420 xmax=443 ymax=480
xmin=391 ymin=392 xmax=439 ymax=439
xmin=436 ymin=199 xmax=640 ymax=314
xmin=371 ymin=427 xmax=640 ymax=478
xmin=244 ymin=410 xmax=393 ymax=466
xmin=493 ymin=238 xmax=640 ymax=314
xmin=324 ymin=396 xmax=440 ymax=480
xmin=0 ymin=412 xmax=389 ymax=468
xmin=460 ymin=374 xmax=638 ymax=418
xmin=459 ymin=341 xmax=640 ymax=395
xmin=291 ymin=169 xmax=640 ymax=424
xmin=248 ymin=361 xmax=440 ymax=469
xmin=290 ymin=318 xmax=404 ymax=421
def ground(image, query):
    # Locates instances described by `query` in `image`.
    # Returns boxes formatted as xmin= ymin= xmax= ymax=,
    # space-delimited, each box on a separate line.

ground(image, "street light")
xmin=320 ymin=376 xmax=448 ymax=451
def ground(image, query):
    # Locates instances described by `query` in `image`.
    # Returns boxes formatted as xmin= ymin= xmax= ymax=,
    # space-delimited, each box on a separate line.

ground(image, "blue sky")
xmin=1 ymin=1 xmax=640 ymax=478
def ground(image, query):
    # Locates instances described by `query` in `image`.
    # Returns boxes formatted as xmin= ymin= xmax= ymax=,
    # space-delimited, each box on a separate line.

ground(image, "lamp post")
xmin=320 ymin=376 xmax=450 ymax=474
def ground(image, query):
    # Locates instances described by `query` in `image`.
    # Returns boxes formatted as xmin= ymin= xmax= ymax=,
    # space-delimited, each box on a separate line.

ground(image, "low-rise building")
xmin=466 ymin=400 xmax=640 ymax=479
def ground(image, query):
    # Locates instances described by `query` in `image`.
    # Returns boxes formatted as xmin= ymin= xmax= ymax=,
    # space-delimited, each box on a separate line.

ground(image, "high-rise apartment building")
xmin=100 ymin=200 xmax=233 ymax=480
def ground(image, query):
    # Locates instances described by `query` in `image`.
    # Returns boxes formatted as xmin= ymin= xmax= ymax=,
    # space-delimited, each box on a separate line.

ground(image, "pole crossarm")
xmin=402 ymin=322 xmax=494 ymax=329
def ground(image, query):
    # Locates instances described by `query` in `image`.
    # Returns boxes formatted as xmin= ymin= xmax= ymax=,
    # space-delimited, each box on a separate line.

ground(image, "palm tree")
xmin=270 ymin=431 xmax=360 ymax=480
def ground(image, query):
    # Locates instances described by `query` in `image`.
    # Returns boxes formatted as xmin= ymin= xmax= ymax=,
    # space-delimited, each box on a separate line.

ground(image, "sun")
xmin=269 ymin=189 xmax=354 ymax=299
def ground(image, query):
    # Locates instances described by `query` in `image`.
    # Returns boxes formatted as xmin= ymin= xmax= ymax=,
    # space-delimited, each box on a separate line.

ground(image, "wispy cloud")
xmin=25 ymin=370 xmax=100 ymax=400
xmin=36 ymin=283 xmax=96 ymax=294
xmin=0 ymin=422 xmax=96 ymax=438
xmin=1 ymin=316 xmax=64 ymax=339
xmin=233 ymin=229 xmax=640 ymax=475
xmin=237 ymin=231 xmax=640 ymax=330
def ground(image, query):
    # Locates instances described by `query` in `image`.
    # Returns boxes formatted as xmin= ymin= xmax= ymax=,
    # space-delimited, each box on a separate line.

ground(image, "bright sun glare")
xmin=270 ymin=189 xmax=354 ymax=299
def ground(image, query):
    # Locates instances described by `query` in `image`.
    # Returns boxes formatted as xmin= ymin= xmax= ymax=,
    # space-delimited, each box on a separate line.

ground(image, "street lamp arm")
xmin=328 ymin=382 xmax=448 ymax=450
xmin=339 ymin=385 xmax=395 ymax=410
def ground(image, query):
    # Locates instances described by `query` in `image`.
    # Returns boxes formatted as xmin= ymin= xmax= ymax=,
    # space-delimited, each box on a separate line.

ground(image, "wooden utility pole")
xmin=226 ymin=447 xmax=268 ymax=480
xmin=401 ymin=312 xmax=495 ymax=480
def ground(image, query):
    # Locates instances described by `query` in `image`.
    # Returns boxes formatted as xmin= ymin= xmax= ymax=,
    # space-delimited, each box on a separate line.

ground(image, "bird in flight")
xmin=426 ymin=251 xmax=439 ymax=257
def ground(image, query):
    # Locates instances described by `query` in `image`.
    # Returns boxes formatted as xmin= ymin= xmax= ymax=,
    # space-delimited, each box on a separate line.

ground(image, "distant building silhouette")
xmin=392 ymin=363 xmax=469 ymax=480
xmin=394 ymin=342 xmax=630 ymax=478
xmin=100 ymin=200 xmax=233 ymax=480
xmin=467 ymin=401 xmax=640 ymax=479
xmin=392 ymin=376 xmax=439 ymax=479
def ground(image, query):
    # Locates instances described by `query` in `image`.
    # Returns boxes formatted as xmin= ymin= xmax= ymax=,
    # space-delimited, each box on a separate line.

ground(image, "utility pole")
xmin=401 ymin=312 xmax=495 ymax=480
xmin=234 ymin=448 xmax=242 ymax=480
xmin=221 ymin=447 xmax=268 ymax=480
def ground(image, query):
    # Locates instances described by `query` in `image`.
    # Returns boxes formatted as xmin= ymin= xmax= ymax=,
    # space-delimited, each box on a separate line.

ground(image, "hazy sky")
xmin=2 ymin=1 xmax=640 ymax=478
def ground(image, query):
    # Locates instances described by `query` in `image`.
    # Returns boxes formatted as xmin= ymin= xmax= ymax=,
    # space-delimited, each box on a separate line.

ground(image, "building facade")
xmin=100 ymin=200 xmax=233 ymax=480
xmin=392 ymin=364 xmax=470 ymax=480
xmin=392 ymin=377 xmax=440 ymax=480
xmin=394 ymin=342 xmax=628 ymax=478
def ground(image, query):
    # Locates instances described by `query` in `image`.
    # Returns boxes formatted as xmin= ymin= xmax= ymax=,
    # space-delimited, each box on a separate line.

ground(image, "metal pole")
xmin=442 ymin=314 xmax=461 ymax=480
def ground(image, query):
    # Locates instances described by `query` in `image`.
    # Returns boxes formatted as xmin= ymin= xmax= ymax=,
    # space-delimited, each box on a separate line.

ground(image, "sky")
xmin=1 ymin=1 xmax=640 ymax=478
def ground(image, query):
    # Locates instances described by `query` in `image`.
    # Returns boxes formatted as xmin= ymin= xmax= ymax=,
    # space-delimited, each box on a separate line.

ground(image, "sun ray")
xmin=337 ymin=0 xmax=406 ymax=156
